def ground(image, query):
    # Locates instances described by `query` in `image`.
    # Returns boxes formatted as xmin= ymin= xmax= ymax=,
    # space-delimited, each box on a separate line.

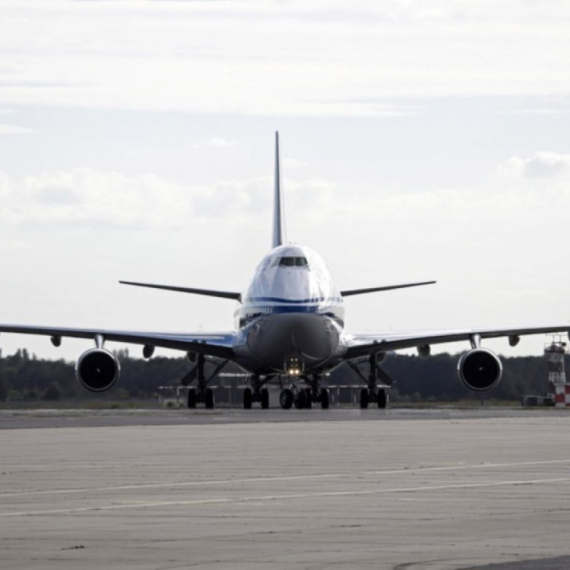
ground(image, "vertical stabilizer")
xmin=272 ymin=131 xmax=286 ymax=248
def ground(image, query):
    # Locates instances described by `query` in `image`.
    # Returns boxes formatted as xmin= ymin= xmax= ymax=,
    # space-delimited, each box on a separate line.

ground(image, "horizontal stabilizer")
xmin=340 ymin=281 xmax=436 ymax=297
xmin=119 ymin=280 xmax=241 ymax=301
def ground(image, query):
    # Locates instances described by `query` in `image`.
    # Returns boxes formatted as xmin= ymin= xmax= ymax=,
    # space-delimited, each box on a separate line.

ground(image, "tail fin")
xmin=272 ymin=131 xmax=286 ymax=248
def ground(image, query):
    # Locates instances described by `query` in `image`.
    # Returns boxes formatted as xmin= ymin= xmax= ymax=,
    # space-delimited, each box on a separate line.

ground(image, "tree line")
xmin=0 ymin=347 xmax=558 ymax=404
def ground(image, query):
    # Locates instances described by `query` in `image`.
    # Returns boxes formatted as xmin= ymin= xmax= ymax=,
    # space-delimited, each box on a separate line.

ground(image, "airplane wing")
xmin=343 ymin=324 xmax=570 ymax=359
xmin=0 ymin=324 xmax=236 ymax=359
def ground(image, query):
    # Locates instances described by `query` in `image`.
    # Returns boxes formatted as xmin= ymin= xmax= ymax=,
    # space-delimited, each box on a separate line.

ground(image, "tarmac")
xmin=1 ymin=407 xmax=569 ymax=569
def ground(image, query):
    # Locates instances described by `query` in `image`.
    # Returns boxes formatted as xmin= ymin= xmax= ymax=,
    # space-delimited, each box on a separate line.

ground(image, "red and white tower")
xmin=545 ymin=339 xmax=570 ymax=408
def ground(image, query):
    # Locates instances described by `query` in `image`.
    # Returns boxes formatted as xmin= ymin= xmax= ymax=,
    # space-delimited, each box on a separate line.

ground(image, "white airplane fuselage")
xmin=232 ymin=244 xmax=346 ymax=376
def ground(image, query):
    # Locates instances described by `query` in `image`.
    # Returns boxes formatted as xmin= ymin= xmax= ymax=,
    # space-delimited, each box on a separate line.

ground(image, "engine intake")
xmin=76 ymin=348 xmax=120 ymax=392
xmin=457 ymin=348 xmax=502 ymax=391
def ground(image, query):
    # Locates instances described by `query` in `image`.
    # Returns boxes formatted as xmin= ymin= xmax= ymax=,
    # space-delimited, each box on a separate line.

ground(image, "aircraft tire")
xmin=187 ymin=388 xmax=197 ymax=409
xmin=305 ymin=388 xmax=312 ymax=409
xmin=243 ymin=388 xmax=253 ymax=409
xmin=205 ymin=388 xmax=215 ymax=409
xmin=320 ymin=388 xmax=330 ymax=409
xmin=360 ymin=388 xmax=369 ymax=409
xmin=294 ymin=390 xmax=307 ymax=409
xmin=261 ymin=388 xmax=270 ymax=409
xmin=279 ymin=389 xmax=294 ymax=409
xmin=377 ymin=389 xmax=388 ymax=409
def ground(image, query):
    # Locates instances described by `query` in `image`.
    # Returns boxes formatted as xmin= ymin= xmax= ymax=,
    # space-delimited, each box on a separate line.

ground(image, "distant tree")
xmin=42 ymin=382 xmax=62 ymax=401
xmin=0 ymin=373 xmax=8 ymax=402
xmin=0 ymin=346 xmax=563 ymax=403
xmin=24 ymin=389 xmax=38 ymax=401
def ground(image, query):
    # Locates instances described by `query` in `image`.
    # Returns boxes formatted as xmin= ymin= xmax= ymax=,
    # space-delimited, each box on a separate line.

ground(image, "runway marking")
xmin=1 ymin=458 xmax=569 ymax=499
xmin=1 ymin=476 xmax=570 ymax=517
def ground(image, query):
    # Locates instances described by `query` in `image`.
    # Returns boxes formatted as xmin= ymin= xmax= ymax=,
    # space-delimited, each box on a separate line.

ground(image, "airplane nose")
xmin=248 ymin=313 xmax=339 ymax=372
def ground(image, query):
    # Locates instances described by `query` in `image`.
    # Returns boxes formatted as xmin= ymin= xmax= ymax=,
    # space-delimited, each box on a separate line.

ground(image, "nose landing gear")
xmin=280 ymin=375 xmax=330 ymax=409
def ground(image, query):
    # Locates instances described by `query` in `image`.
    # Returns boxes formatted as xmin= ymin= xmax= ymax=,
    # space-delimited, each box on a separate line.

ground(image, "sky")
xmin=1 ymin=0 xmax=570 ymax=361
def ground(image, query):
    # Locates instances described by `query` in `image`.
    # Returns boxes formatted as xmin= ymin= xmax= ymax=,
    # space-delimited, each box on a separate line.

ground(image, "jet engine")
xmin=75 ymin=348 xmax=120 ymax=392
xmin=457 ymin=348 xmax=502 ymax=391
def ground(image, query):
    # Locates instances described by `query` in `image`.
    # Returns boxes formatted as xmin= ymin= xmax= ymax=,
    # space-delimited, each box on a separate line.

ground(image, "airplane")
xmin=1 ymin=132 xmax=569 ymax=410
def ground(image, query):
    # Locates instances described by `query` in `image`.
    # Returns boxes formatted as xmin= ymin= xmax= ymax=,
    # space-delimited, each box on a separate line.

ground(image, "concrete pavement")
xmin=1 ymin=408 xmax=569 ymax=569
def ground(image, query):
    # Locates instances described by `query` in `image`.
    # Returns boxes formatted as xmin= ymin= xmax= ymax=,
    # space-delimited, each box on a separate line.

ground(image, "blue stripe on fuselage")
xmin=245 ymin=296 xmax=342 ymax=304
xmin=236 ymin=303 xmax=344 ymax=328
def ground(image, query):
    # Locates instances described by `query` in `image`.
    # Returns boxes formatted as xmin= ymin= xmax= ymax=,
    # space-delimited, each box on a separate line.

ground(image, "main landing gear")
xmin=358 ymin=386 xmax=388 ymax=409
xmin=347 ymin=353 xmax=392 ymax=409
xmin=279 ymin=375 xmax=330 ymax=410
xmin=243 ymin=375 xmax=271 ymax=409
xmin=181 ymin=354 xmax=228 ymax=409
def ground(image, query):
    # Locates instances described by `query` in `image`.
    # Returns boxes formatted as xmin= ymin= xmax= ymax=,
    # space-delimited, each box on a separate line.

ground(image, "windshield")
xmin=273 ymin=256 xmax=309 ymax=268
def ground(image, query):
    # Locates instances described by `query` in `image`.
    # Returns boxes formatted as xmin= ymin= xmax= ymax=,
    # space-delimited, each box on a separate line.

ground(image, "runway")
xmin=1 ymin=408 xmax=569 ymax=569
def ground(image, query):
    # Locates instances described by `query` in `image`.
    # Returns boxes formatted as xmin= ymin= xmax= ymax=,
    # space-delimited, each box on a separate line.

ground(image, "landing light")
xmin=285 ymin=357 xmax=302 ymax=377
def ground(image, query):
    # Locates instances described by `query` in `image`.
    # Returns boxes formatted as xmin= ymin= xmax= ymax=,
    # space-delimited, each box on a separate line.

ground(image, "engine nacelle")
xmin=75 ymin=348 xmax=120 ymax=392
xmin=417 ymin=344 xmax=431 ymax=358
xmin=457 ymin=348 xmax=502 ymax=392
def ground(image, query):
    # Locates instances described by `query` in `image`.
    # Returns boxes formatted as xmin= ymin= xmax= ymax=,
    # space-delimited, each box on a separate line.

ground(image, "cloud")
xmin=2 ymin=2 xmax=570 ymax=116
xmin=511 ymin=108 xmax=570 ymax=115
xmin=192 ymin=137 xmax=237 ymax=149
xmin=283 ymin=157 xmax=308 ymax=170
xmin=498 ymin=152 xmax=570 ymax=179
xmin=0 ymin=169 xmax=191 ymax=229
xmin=2 ymin=161 xmax=570 ymax=238
xmin=0 ymin=124 xmax=34 ymax=135
xmin=0 ymin=169 xmax=285 ymax=229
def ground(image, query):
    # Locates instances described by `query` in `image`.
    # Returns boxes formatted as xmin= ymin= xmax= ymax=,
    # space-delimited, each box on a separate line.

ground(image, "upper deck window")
xmin=272 ymin=256 xmax=309 ymax=268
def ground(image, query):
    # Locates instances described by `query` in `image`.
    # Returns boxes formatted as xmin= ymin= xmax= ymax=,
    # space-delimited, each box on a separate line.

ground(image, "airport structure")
xmin=157 ymin=380 xmax=359 ymax=409
xmin=545 ymin=341 xmax=570 ymax=408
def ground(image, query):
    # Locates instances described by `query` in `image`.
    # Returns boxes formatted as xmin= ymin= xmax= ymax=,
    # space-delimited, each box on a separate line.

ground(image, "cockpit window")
xmin=272 ymin=256 xmax=309 ymax=268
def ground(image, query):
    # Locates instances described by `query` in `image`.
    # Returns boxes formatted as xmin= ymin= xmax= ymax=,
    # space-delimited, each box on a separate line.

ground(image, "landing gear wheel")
xmin=320 ymin=388 xmax=330 ymax=409
xmin=243 ymin=388 xmax=252 ymax=409
xmin=377 ymin=389 xmax=388 ymax=409
xmin=360 ymin=388 xmax=369 ymax=409
xmin=279 ymin=389 xmax=294 ymax=409
xmin=187 ymin=388 xmax=197 ymax=409
xmin=294 ymin=390 xmax=307 ymax=409
xmin=261 ymin=388 xmax=269 ymax=409
xmin=305 ymin=388 xmax=312 ymax=409
xmin=205 ymin=388 xmax=214 ymax=409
